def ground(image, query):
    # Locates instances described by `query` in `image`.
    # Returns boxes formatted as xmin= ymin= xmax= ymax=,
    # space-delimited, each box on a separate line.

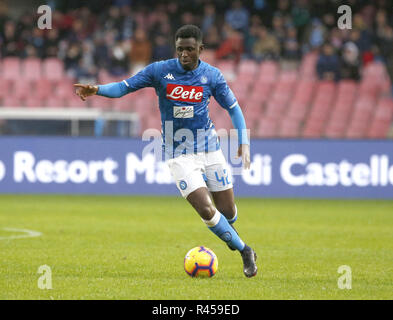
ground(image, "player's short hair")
xmin=175 ymin=25 xmax=203 ymax=43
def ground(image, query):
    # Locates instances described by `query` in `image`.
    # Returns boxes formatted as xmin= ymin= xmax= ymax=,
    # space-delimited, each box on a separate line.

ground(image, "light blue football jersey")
xmin=122 ymin=59 xmax=238 ymax=159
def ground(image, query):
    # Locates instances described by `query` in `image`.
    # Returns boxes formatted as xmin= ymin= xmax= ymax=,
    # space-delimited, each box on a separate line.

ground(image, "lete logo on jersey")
xmin=166 ymin=84 xmax=203 ymax=103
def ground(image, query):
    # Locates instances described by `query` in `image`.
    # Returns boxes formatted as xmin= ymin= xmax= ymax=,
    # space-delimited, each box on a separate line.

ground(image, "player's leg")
xmin=203 ymin=150 xmax=257 ymax=277
xmin=211 ymin=188 xmax=237 ymax=223
xmin=185 ymin=186 xmax=246 ymax=253
xmin=211 ymin=188 xmax=238 ymax=250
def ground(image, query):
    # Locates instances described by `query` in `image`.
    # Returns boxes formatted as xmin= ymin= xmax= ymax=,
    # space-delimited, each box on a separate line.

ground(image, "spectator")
xmin=340 ymin=41 xmax=361 ymax=81
xmin=201 ymin=3 xmax=216 ymax=34
xmin=306 ymin=18 xmax=326 ymax=50
xmin=64 ymin=42 xmax=83 ymax=76
xmin=152 ymin=34 xmax=173 ymax=61
xmin=44 ymin=29 xmax=60 ymax=58
xmin=129 ymin=28 xmax=151 ymax=75
xmin=282 ymin=25 xmax=301 ymax=61
xmin=203 ymin=25 xmax=220 ymax=50
xmin=316 ymin=42 xmax=340 ymax=81
xmin=215 ymin=26 xmax=244 ymax=64
xmin=291 ymin=0 xmax=311 ymax=42
xmin=110 ymin=39 xmax=131 ymax=76
xmin=251 ymin=26 xmax=280 ymax=61
xmin=224 ymin=0 xmax=249 ymax=33
xmin=2 ymin=20 xmax=19 ymax=57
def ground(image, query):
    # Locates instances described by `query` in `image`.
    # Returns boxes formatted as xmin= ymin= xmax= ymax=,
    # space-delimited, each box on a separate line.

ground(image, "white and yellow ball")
xmin=184 ymin=246 xmax=218 ymax=277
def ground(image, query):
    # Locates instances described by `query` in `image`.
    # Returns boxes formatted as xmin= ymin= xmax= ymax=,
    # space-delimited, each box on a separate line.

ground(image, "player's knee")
xmin=198 ymin=204 xmax=216 ymax=221
xmin=218 ymin=204 xmax=236 ymax=220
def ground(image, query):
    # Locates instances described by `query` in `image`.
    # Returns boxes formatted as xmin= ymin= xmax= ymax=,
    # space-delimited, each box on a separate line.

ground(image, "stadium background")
xmin=1 ymin=0 xmax=393 ymax=300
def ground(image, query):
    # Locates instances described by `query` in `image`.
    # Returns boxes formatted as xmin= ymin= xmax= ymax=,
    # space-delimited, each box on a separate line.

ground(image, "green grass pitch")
xmin=0 ymin=195 xmax=392 ymax=300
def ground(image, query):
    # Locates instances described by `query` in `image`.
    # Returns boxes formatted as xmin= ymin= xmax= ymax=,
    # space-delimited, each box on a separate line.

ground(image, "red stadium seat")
xmin=2 ymin=96 xmax=22 ymax=107
xmin=0 ymin=79 xmax=13 ymax=101
xmin=291 ymin=80 xmax=315 ymax=104
xmin=238 ymin=59 xmax=258 ymax=77
xmin=13 ymin=80 xmax=32 ymax=100
xmin=55 ymin=79 xmax=75 ymax=100
xmin=302 ymin=120 xmax=325 ymax=138
xmin=2 ymin=57 xmax=21 ymax=81
xmin=66 ymin=95 xmax=87 ymax=108
xmin=287 ymin=101 xmax=310 ymax=121
xmin=256 ymin=117 xmax=278 ymax=138
xmin=25 ymin=96 xmax=44 ymax=108
xmin=32 ymin=78 xmax=53 ymax=100
xmin=45 ymin=97 xmax=66 ymax=108
xmin=257 ymin=61 xmax=279 ymax=84
xmin=367 ymin=98 xmax=393 ymax=138
xmin=299 ymin=51 xmax=318 ymax=79
xmin=200 ymin=49 xmax=216 ymax=66
xmin=89 ymin=95 xmax=112 ymax=110
xmin=22 ymin=57 xmax=42 ymax=81
xmin=278 ymin=118 xmax=301 ymax=138
xmin=42 ymin=58 xmax=65 ymax=83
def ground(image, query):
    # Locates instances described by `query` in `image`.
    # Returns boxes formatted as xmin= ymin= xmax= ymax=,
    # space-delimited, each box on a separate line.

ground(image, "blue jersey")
xmin=121 ymin=59 xmax=238 ymax=159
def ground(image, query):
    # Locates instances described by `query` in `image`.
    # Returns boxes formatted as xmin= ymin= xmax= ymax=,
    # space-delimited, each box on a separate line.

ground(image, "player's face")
xmin=175 ymin=37 xmax=203 ymax=71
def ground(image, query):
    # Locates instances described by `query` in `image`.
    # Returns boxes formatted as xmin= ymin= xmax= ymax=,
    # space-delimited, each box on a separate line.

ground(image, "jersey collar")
xmin=176 ymin=59 xmax=202 ymax=75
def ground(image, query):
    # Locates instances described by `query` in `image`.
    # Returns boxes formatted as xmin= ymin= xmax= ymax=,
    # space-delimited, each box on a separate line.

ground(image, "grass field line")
xmin=0 ymin=227 xmax=42 ymax=240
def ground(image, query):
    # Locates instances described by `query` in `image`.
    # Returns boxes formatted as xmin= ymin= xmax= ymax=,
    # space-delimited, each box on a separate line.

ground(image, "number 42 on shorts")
xmin=214 ymin=169 xmax=231 ymax=186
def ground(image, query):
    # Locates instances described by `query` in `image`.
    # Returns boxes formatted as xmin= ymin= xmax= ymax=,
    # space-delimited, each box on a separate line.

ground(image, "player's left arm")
xmin=212 ymin=69 xmax=250 ymax=170
xmin=227 ymin=104 xmax=250 ymax=170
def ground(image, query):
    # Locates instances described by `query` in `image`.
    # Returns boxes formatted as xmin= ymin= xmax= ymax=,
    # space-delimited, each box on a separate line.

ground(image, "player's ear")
xmin=199 ymin=43 xmax=204 ymax=54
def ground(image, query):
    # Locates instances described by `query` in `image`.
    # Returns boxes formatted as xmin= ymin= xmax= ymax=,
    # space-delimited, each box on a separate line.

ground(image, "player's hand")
xmin=237 ymin=144 xmax=251 ymax=170
xmin=73 ymin=84 xmax=98 ymax=101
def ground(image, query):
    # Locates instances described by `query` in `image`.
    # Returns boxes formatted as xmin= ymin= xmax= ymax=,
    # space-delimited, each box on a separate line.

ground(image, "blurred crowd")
xmin=0 ymin=0 xmax=393 ymax=86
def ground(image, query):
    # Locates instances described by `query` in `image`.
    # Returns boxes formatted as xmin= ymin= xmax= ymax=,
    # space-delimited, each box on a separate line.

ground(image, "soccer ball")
xmin=184 ymin=246 xmax=218 ymax=277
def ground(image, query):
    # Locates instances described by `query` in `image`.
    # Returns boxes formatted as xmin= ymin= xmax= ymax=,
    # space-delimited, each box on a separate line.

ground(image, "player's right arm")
xmin=74 ymin=62 xmax=158 ymax=101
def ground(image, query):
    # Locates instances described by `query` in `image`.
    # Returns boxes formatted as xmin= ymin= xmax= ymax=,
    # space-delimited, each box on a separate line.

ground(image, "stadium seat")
xmin=0 ymin=79 xmax=13 ymax=101
xmin=13 ymin=80 xmax=32 ymax=100
xmin=215 ymin=60 xmax=236 ymax=82
xmin=113 ymin=96 xmax=132 ymax=111
xmin=2 ymin=96 xmax=22 ymax=107
xmin=278 ymin=118 xmax=300 ymax=138
xmin=42 ymin=58 xmax=65 ymax=83
xmin=89 ymin=95 xmax=112 ymax=110
xmin=66 ymin=95 xmax=87 ymax=108
xmin=238 ymin=59 xmax=258 ymax=77
xmin=257 ymin=61 xmax=279 ymax=84
xmin=55 ymin=79 xmax=75 ymax=100
xmin=32 ymin=78 xmax=53 ymax=100
xmin=45 ymin=96 xmax=66 ymax=108
xmin=286 ymin=101 xmax=310 ymax=121
xmin=299 ymin=51 xmax=318 ymax=79
xmin=256 ymin=117 xmax=278 ymax=138
xmin=367 ymin=98 xmax=393 ymax=138
xmin=200 ymin=49 xmax=216 ymax=66
xmin=302 ymin=120 xmax=325 ymax=138
xmin=2 ymin=57 xmax=21 ymax=81
xmin=22 ymin=57 xmax=42 ymax=81
xmin=291 ymin=80 xmax=315 ymax=104
xmin=25 ymin=96 xmax=44 ymax=108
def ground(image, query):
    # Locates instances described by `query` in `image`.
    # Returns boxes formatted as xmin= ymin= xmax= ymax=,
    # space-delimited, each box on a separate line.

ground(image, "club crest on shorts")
xmin=179 ymin=180 xmax=188 ymax=190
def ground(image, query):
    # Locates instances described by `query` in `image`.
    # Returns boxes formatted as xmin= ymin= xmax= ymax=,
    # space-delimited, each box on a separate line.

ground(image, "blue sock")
xmin=203 ymin=209 xmax=245 ymax=251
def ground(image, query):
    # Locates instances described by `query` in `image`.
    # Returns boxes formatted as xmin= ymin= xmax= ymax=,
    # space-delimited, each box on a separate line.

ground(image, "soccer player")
xmin=74 ymin=25 xmax=257 ymax=277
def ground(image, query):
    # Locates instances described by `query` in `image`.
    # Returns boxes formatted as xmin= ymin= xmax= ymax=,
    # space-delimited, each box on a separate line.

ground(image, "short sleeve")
xmin=211 ymin=69 xmax=237 ymax=110
xmin=123 ymin=62 xmax=157 ymax=92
